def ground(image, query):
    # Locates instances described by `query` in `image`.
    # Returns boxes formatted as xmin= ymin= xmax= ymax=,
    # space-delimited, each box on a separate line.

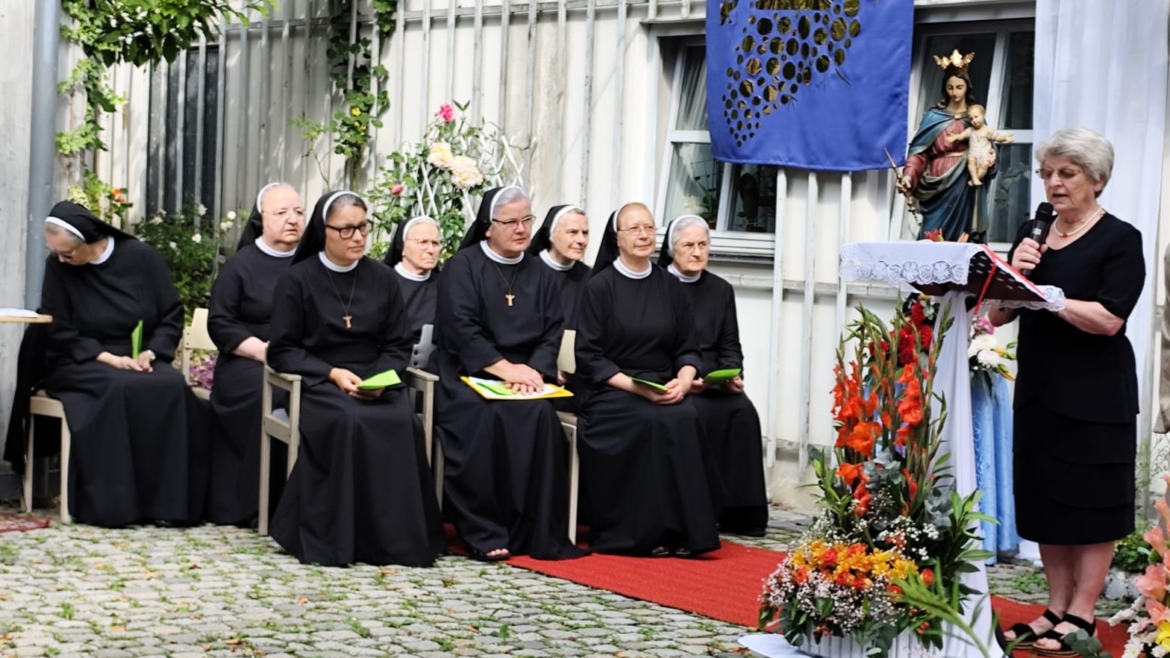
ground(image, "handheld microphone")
xmin=1021 ymin=201 xmax=1055 ymax=276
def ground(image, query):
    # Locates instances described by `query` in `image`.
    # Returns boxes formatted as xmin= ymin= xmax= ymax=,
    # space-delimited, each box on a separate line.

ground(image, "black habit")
xmin=432 ymin=241 xmax=584 ymax=560
xmin=204 ymin=241 xmax=293 ymax=526
xmin=266 ymin=253 xmax=444 ymax=566
xmin=41 ymin=235 xmax=210 ymax=527
xmin=575 ymin=263 xmax=721 ymax=555
xmin=673 ymin=269 xmax=769 ymax=535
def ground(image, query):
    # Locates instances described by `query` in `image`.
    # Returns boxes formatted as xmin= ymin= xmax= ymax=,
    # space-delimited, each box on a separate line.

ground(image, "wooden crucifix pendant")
xmin=505 ymin=294 xmax=515 ymax=307
xmin=343 ymin=315 xmax=353 ymax=329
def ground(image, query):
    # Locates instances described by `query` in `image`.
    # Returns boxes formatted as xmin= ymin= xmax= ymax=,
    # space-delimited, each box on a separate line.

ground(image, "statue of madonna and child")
xmin=897 ymin=50 xmax=1014 ymax=244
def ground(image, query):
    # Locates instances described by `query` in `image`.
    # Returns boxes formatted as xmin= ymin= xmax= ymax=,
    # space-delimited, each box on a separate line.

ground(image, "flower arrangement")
xmin=189 ymin=352 xmax=216 ymax=390
xmin=968 ymin=316 xmax=1016 ymax=381
xmin=759 ymin=302 xmax=993 ymax=658
xmin=367 ymin=102 xmax=526 ymax=264
xmin=1111 ymin=483 xmax=1170 ymax=658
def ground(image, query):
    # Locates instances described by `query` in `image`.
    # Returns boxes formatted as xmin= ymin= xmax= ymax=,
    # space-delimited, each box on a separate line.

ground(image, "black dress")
xmin=539 ymin=257 xmax=591 ymax=412
xmin=266 ymin=255 xmax=444 ymax=567
xmin=393 ymin=266 xmax=440 ymax=344
xmin=40 ymin=239 xmax=210 ymax=527
xmin=1008 ymin=214 xmax=1145 ymax=545
xmin=679 ymin=270 xmax=769 ymax=534
xmin=431 ymin=244 xmax=584 ymax=559
xmin=205 ymin=243 xmax=292 ymax=526
xmin=575 ymin=265 xmax=720 ymax=555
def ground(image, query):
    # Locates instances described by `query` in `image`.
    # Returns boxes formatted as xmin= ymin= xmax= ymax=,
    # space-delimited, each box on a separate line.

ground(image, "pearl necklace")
xmin=1054 ymin=207 xmax=1105 ymax=238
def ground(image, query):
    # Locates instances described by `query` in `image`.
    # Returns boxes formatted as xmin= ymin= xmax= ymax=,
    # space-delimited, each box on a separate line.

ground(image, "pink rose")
xmin=436 ymin=104 xmax=454 ymax=123
xmin=391 ymin=183 xmax=405 ymax=196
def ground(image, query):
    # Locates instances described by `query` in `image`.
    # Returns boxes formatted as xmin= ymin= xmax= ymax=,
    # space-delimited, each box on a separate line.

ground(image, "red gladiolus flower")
xmin=836 ymin=463 xmax=863 ymax=488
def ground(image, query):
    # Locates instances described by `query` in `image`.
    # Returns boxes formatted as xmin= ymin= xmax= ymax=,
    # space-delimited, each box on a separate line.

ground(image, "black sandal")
xmin=468 ymin=546 xmax=511 ymax=562
xmin=1001 ymin=608 xmax=1061 ymax=651
xmin=1033 ymin=613 xmax=1097 ymax=657
xmin=649 ymin=546 xmax=670 ymax=557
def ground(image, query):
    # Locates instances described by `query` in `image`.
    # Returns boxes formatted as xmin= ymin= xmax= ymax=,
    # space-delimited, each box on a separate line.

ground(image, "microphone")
xmin=1021 ymin=202 xmax=1055 ymax=276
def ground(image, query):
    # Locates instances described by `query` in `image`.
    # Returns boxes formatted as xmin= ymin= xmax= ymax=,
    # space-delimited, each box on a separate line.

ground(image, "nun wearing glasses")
xmin=38 ymin=201 xmax=210 ymax=528
xmin=205 ymin=183 xmax=305 ymax=526
xmin=266 ymin=191 xmax=444 ymax=567
xmin=660 ymin=215 xmax=768 ymax=537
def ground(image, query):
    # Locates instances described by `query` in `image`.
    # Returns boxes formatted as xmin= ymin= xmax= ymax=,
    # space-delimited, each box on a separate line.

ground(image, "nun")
xmin=526 ymin=205 xmax=591 ymax=336
xmin=382 ymin=215 xmax=442 ymax=345
xmin=266 ymin=190 xmax=444 ymax=567
xmin=574 ymin=202 xmax=720 ymax=557
xmin=660 ymin=215 xmax=768 ymax=536
xmin=204 ymin=183 xmax=304 ymax=526
xmin=39 ymin=201 xmax=209 ymax=527
xmin=432 ymin=186 xmax=584 ymax=561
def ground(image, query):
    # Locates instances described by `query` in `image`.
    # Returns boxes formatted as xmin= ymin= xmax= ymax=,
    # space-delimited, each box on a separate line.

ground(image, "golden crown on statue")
xmin=933 ymin=49 xmax=975 ymax=72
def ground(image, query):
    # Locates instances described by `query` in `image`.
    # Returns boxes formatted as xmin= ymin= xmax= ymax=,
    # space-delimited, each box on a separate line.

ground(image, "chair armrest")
xmin=405 ymin=367 xmax=439 ymax=387
xmin=265 ymin=366 xmax=302 ymax=394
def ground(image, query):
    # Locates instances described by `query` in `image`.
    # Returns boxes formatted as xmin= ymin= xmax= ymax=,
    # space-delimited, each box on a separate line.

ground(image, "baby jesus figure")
xmin=945 ymin=104 xmax=1015 ymax=186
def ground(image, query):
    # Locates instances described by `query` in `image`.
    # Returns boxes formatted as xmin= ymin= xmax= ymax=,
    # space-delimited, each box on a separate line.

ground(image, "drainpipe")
xmin=24 ymin=0 xmax=61 ymax=309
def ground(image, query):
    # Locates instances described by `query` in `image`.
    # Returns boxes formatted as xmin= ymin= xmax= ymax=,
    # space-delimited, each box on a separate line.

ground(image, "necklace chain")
xmin=325 ymin=268 xmax=359 ymax=328
xmin=1054 ymin=207 xmax=1105 ymax=238
xmin=491 ymin=261 xmax=520 ymax=307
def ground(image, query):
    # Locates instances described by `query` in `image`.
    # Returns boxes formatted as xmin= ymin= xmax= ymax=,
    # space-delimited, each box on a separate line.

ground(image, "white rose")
xmin=976 ymin=349 xmax=1002 ymax=369
xmin=220 ymin=220 xmax=233 ymax=232
xmin=192 ymin=233 xmax=203 ymax=244
xmin=449 ymin=155 xmax=484 ymax=189
xmin=196 ymin=204 xmax=207 ymax=217
xmin=227 ymin=211 xmax=237 ymax=221
xmin=149 ymin=216 xmax=163 ymax=225
xmin=967 ymin=334 xmax=996 ymax=358
xmin=427 ymin=141 xmax=455 ymax=169
xmin=168 ymin=241 xmax=177 ymax=250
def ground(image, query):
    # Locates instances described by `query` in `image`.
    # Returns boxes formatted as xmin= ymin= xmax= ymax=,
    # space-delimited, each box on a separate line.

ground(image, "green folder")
xmin=358 ymin=369 xmax=402 ymax=390
xmin=630 ymin=377 xmax=669 ymax=393
xmin=131 ymin=320 xmax=143 ymax=359
xmin=704 ymin=368 xmax=742 ymax=385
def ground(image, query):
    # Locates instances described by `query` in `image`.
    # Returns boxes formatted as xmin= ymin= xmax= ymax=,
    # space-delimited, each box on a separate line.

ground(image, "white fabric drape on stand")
xmin=1032 ymin=0 xmax=1170 ymax=431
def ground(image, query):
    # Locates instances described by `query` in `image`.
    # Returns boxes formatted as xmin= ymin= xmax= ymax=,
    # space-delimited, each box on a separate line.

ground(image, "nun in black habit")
xmin=526 ymin=205 xmax=591 ymax=334
xmin=660 ymin=215 xmax=769 ymax=536
xmin=575 ymin=203 xmax=720 ymax=557
xmin=39 ymin=201 xmax=210 ymax=527
xmin=266 ymin=191 xmax=444 ymax=567
xmin=204 ymin=183 xmax=304 ymax=526
xmin=382 ymin=215 xmax=442 ymax=345
xmin=432 ymin=186 xmax=584 ymax=561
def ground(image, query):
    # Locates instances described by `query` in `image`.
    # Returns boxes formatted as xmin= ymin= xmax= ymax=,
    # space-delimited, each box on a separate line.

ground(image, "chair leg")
xmin=59 ymin=418 xmax=71 ymax=524
xmin=258 ymin=432 xmax=271 ymax=536
xmin=23 ymin=416 xmax=34 ymax=515
xmin=433 ymin=440 xmax=444 ymax=511
xmin=566 ymin=425 xmax=579 ymax=545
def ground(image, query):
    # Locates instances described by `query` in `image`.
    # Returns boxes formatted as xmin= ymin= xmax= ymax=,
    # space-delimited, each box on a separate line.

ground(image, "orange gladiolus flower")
xmin=837 ymin=463 xmax=864 ymax=487
xmin=845 ymin=422 xmax=878 ymax=457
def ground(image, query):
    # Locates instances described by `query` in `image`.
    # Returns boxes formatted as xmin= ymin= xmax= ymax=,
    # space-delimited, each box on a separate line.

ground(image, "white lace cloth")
xmin=839 ymin=242 xmax=1066 ymax=311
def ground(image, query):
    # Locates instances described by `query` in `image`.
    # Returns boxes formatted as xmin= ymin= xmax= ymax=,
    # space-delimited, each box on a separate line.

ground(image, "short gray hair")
xmin=1036 ymin=127 xmax=1114 ymax=190
xmin=402 ymin=215 xmax=440 ymax=240
xmin=491 ymin=187 xmax=530 ymax=218
xmin=43 ymin=222 xmax=85 ymax=248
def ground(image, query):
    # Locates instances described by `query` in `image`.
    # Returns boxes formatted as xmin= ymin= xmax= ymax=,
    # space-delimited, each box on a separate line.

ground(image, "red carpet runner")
xmin=505 ymin=541 xmax=1128 ymax=657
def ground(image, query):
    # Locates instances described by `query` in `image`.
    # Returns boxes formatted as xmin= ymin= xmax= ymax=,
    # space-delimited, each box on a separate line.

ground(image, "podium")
xmin=840 ymin=241 xmax=1064 ymax=658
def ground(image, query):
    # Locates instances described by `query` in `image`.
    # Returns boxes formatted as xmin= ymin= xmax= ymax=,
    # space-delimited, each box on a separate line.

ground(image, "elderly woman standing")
xmin=39 ymin=201 xmax=209 ymax=527
xmin=660 ymin=215 xmax=769 ymax=537
xmin=991 ymin=128 xmax=1144 ymax=654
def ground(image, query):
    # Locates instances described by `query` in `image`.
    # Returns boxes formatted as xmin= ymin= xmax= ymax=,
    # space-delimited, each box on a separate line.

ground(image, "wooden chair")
xmin=558 ymin=412 xmax=580 ymax=544
xmin=257 ymin=366 xmax=442 ymax=534
xmin=22 ymin=391 xmax=71 ymax=524
xmin=257 ymin=367 xmax=301 ymax=535
xmin=181 ymin=308 xmax=216 ymax=400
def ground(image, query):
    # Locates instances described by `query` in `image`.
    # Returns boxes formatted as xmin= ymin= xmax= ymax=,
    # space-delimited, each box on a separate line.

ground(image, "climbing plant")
xmin=58 ymin=0 xmax=274 ymax=156
xmin=292 ymin=0 xmax=398 ymax=190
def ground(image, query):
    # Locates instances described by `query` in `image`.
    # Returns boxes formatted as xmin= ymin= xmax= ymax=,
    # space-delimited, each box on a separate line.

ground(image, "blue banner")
xmin=706 ymin=0 xmax=914 ymax=171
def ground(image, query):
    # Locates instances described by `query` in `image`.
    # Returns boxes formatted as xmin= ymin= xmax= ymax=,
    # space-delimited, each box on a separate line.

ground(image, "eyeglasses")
xmin=326 ymin=222 xmax=370 ymax=239
xmin=1035 ymin=167 xmax=1083 ymax=181
xmin=409 ymin=238 xmax=442 ymax=249
xmin=619 ymin=225 xmax=656 ymax=236
xmin=492 ymin=215 xmax=536 ymax=230
xmin=47 ymin=245 xmax=79 ymax=261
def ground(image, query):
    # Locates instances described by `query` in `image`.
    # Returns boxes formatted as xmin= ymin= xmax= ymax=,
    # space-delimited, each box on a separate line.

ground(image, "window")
xmin=147 ymin=46 xmax=221 ymax=217
xmin=906 ymin=22 xmax=1035 ymax=245
xmin=657 ymin=40 xmax=780 ymax=246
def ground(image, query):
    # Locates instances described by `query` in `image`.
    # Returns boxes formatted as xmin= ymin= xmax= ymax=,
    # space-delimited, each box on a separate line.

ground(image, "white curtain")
xmin=1032 ymin=0 xmax=1170 ymax=433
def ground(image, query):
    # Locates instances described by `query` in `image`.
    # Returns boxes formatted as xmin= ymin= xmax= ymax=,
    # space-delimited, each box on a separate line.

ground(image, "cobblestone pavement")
xmin=0 ymin=504 xmax=1130 ymax=658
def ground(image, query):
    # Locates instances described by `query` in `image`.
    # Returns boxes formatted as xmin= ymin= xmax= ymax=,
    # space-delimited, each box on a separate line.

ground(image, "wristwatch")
xmin=142 ymin=350 xmax=156 ymax=362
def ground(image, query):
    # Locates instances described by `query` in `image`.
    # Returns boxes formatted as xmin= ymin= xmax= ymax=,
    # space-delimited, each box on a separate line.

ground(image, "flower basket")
xmin=802 ymin=630 xmax=923 ymax=658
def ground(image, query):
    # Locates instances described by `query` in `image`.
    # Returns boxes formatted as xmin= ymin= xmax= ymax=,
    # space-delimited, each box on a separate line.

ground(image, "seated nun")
xmin=432 ymin=186 xmax=585 ymax=562
xmin=205 ymin=183 xmax=305 ymax=526
xmin=382 ymin=215 xmax=442 ymax=367
xmin=660 ymin=215 xmax=769 ymax=537
xmin=575 ymin=203 xmax=720 ymax=557
xmin=40 ymin=201 xmax=209 ymax=528
xmin=266 ymin=191 xmax=444 ymax=567
xmin=527 ymin=205 xmax=591 ymax=390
